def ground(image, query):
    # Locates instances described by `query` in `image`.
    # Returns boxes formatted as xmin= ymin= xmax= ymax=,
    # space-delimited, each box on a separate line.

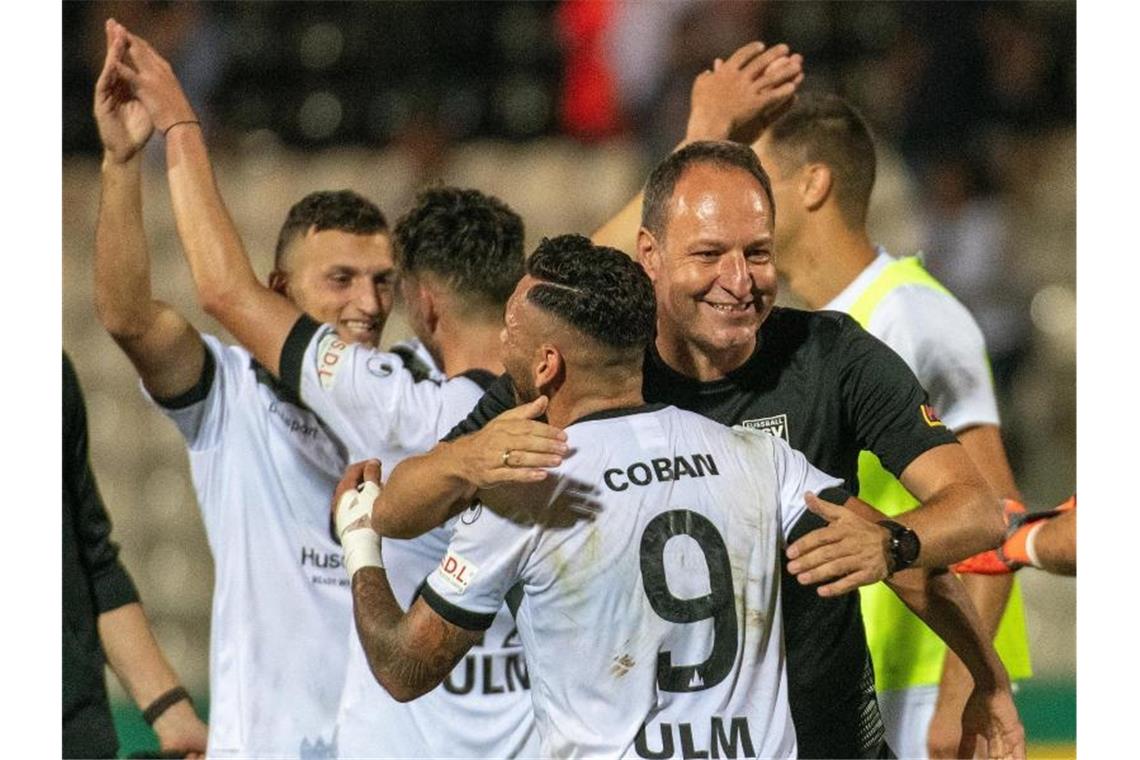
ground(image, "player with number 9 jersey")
xmin=422 ymin=403 xmax=842 ymax=758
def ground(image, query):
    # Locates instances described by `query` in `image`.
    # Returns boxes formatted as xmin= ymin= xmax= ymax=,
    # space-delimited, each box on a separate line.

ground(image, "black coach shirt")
xmin=445 ymin=307 xmax=957 ymax=759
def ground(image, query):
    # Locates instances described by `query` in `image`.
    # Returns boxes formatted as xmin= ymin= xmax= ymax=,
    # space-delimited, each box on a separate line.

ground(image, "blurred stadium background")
xmin=62 ymin=1 xmax=1076 ymax=757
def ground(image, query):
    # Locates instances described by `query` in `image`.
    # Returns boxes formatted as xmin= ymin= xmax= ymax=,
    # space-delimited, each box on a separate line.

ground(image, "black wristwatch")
xmin=878 ymin=519 xmax=921 ymax=575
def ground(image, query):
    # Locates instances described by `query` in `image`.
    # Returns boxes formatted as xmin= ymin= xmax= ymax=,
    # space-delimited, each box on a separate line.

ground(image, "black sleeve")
xmin=441 ymin=373 xmax=519 ymax=442
xmin=280 ymin=314 xmax=322 ymax=394
xmin=837 ymin=319 xmax=958 ymax=477
xmin=62 ymin=353 xmax=140 ymax=614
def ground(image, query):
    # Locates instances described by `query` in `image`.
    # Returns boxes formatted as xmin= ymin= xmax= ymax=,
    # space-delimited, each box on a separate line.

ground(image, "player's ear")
xmin=802 ymin=164 xmax=832 ymax=212
xmin=636 ymin=228 xmax=661 ymax=283
xmin=268 ymin=269 xmax=289 ymax=296
xmin=534 ymin=344 xmax=564 ymax=395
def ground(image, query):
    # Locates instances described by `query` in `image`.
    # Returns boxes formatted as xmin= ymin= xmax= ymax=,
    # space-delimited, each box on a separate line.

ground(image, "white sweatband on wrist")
xmin=1024 ymin=521 xmax=1046 ymax=569
xmin=336 ymin=481 xmax=382 ymax=541
xmin=342 ymin=527 xmax=384 ymax=578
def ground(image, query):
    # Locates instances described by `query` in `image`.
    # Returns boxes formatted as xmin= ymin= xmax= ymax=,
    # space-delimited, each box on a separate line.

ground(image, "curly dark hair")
xmin=274 ymin=190 xmax=388 ymax=268
xmin=525 ymin=234 xmax=656 ymax=352
xmin=394 ymin=187 xmax=525 ymax=312
xmin=641 ymin=140 xmax=774 ymax=242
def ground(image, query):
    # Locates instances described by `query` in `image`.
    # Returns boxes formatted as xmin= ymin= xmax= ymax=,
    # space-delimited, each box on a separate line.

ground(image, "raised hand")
xmin=106 ymin=20 xmax=198 ymax=134
xmin=94 ymin=18 xmax=154 ymax=164
xmin=785 ymin=492 xmax=892 ymax=596
xmin=685 ymin=41 xmax=805 ymax=145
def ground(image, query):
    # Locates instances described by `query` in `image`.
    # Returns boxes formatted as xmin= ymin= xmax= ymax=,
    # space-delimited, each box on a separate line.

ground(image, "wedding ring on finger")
xmin=501 ymin=449 xmax=512 ymax=467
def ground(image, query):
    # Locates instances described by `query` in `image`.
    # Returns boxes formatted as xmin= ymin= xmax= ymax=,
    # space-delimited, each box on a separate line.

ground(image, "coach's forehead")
xmin=665 ymin=164 xmax=773 ymax=237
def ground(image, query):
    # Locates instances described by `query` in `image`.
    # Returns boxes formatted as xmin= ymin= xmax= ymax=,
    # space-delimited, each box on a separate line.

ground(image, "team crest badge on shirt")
xmin=437 ymin=550 xmax=479 ymax=593
xmin=920 ymin=403 xmax=945 ymax=428
xmin=740 ymin=413 xmax=790 ymax=442
xmin=365 ymin=356 xmax=394 ymax=378
xmin=316 ymin=331 xmax=348 ymax=390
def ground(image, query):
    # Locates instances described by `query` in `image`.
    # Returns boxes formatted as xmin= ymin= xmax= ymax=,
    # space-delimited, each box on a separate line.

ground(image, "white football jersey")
xmin=148 ymin=334 xmax=351 ymax=758
xmin=823 ymin=249 xmax=1000 ymax=432
xmin=281 ymin=318 xmax=538 ymax=757
xmin=424 ymin=404 xmax=843 ymax=759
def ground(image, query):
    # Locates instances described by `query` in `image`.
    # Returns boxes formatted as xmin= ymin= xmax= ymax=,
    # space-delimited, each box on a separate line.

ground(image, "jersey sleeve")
xmin=763 ymin=432 xmax=845 ymax=540
xmin=867 ymin=287 xmax=1000 ymax=432
xmin=278 ymin=315 xmax=450 ymax=460
xmin=421 ymin=506 xmax=537 ymax=631
xmin=440 ymin=373 xmax=519 ymax=442
xmin=837 ymin=317 xmax=959 ymax=478
xmin=143 ymin=334 xmax=232 ymax=452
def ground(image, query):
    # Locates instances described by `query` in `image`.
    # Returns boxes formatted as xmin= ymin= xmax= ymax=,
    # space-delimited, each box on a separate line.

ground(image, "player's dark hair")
xmin=394 ymin=186 xmax=525 ymax=313
xmin=641 ymin=140 xmax=775 ymax=242
xmin=525 ymin=234 xmax=656 ymax=353
xmin=766 ymin=92 xmax=877 ymax=227
xmin=274 ymin=190 xmax=388 ymax=268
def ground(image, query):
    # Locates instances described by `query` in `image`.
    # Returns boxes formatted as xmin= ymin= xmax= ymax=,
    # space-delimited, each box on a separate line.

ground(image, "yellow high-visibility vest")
xmin=848 ymin=256 xmax=1032 ymax=691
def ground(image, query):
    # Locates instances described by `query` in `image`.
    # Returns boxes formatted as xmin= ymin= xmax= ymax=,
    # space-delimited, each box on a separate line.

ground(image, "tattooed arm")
xmin=351 ymin=568 xmax=483 ymax=702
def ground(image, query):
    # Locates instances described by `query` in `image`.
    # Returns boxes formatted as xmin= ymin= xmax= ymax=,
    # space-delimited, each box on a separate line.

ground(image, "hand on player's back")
xmin=785 ymin=493 xmax=891 ymax=596
xmin=455 ymin=396 xmax=570 ymax=490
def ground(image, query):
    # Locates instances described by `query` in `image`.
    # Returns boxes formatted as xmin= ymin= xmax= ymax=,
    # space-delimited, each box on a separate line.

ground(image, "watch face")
xmin=898 ymin=530 xmax=920 ymax=565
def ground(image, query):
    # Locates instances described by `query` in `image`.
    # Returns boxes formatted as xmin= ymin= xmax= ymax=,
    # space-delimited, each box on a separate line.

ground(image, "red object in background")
xmin=557 ymin=0 xmax=625 ymax=141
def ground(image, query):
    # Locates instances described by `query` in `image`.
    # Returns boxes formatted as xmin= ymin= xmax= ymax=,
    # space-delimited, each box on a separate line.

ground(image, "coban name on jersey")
xmin=603 ymin=453 xmax=719 ymax=492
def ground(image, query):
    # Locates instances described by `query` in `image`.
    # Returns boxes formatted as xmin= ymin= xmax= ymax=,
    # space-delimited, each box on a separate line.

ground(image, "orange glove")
xmin=952 ymin=495 xmax=1075 ymax=574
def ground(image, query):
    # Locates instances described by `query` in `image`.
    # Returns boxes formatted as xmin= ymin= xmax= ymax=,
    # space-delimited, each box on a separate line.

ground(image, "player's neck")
xmin=435 ymin=319 xmax=505 ymax=377
xmin=544 ymin=377 xmax=645 ymax=428
xmin=782 ymin=224 xmax=877 ymax=310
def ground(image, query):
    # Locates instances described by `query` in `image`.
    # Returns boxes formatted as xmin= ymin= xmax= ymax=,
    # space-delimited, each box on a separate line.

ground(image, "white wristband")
xmin=1024 ymin=521 xmax=1046 ymax=570
xmin=342 ymin=527 xmax=384 ymax=578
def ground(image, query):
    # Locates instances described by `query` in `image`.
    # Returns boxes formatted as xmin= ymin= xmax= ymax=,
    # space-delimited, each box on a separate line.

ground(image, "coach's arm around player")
xmin=369 ymin=392 xmax=569 ymax=539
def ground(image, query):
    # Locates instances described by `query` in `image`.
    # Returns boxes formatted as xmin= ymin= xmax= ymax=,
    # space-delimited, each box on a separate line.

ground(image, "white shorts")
xmin=877 ymin=684 xmax=939 ymax=760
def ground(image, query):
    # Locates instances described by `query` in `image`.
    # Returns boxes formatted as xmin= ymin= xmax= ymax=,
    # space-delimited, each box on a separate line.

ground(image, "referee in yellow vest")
xmin=752 ymin=93 xmax=1031 ymax=758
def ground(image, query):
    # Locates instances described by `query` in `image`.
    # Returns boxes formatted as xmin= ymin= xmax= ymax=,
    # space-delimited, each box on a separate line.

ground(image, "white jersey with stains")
xmin=424 ymin=404 xmax=841 ymax=759
xmin=279 ymin=316 xmax=537 ymax=757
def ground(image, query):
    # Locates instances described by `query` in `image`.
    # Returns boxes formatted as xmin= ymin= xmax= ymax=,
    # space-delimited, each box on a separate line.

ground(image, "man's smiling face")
xmin=649 ymin=162 xmax=777 ymax=360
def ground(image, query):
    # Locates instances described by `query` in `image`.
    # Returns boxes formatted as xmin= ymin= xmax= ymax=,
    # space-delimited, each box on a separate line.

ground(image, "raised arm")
xmin=592 ymin=41 xmax=803 ymax=254
xmin=93 ymin=19 xmax=205 ymax=399
xmin=111 ymin=22 xmax=300 ymax=376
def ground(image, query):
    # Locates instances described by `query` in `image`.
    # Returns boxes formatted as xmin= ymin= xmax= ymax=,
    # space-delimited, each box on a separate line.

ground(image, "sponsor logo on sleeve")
xmin=316 ymin=331 xmax=349 ymax=390
xmin=740 ymin=413 xmax=790 ymax=442
xmin=436 ymin=550 xmax=479 ymax=594
xmin=460 ymin=503 xmax=483 ymax=525
xmin=920 ymin=403 xmax=945 ymax=428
